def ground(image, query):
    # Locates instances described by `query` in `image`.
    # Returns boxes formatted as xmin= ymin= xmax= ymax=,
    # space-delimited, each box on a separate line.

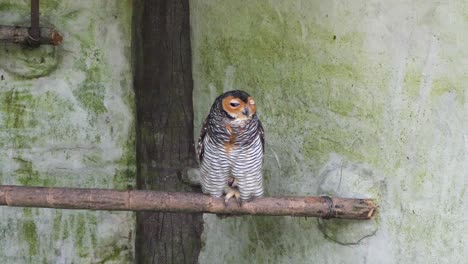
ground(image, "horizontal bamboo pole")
xmin=0 ymin=185 xmax=376 ymax=219
xmin=0 ymin=25 xmax=63 ymax=46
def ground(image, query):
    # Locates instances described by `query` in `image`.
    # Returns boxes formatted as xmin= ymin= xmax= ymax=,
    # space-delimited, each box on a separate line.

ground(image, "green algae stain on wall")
xmin=73 ymin=65 xmax=107 ymax=116
xmin=22 ymin=209 xmax=39 ymax=257
xmin=0 ymin=88 xmax=34 ymax=129
xmin=0 ymin=1 xmax=135 ymax=263
xmin=192 ymin=0 xmax=467 ymax=263
xmin=193 ymin=1 xmax=387 ymax=175
xmin=22 ymin=220 xmax=39 ymax=256
xmin=193 ymin=1 xmax=384 ymax=262
xmin=14 ymin=157 xmax=56 ymax=186
xmin=52 ymin=211 xmax=63 ymax=241
xmin=113 ymin=137 xmax=136 ymax=189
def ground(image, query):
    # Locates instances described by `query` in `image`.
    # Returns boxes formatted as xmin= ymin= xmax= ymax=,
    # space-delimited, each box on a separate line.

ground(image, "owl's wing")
xmin=197 ymin=115 xmax=209 ymax=162
xmin=258 ymin=120 xmax=265 ymax=153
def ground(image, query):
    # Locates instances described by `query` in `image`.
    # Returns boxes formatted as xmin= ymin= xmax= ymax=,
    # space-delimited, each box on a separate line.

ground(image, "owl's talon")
xmin=224 ymin=195 xmax=231 ymax=207
xmin=224 ymin=186 xmax=241 ymax=207
xmin=235 ymin=191 xmax=242 ymax=207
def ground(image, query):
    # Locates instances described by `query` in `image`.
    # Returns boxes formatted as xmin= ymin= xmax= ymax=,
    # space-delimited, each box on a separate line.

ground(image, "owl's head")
xmin=216 ymin=90 xmax=257 ymax=121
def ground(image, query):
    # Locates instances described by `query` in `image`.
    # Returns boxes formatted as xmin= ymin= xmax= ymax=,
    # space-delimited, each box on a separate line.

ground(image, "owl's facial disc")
xmin=222 ymin=95 xmax=256 ymax=120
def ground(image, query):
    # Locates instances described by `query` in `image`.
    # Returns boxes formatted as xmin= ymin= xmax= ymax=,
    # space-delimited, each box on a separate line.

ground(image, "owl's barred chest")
xmin=221 ymin=122 xmax=258 ymax=154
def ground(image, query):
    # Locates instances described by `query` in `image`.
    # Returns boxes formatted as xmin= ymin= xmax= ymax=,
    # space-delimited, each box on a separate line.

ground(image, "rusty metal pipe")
xmin=29 ymin=0 xmax=40 ymax=47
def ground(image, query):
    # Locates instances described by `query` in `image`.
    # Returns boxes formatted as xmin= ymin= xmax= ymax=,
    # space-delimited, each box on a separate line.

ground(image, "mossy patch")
xmin=14 ymin=157 xmax=57 ymax=186
xmin=0 ymin=2 xmax=24 ymax=10
xmin=95 ymin=243 xmax=131 ymax=264
xmin=52 ymin=211 xmax=63 ymax=241
xmin=61 ymin=218 xmax=70 ymax=241
xmin=431 ymin=77 xmax=465 ymax=103
xmin=1 ymin=2 xmax=134 ymax=262
xmin=72 ymin=64 xmax=107 ymax=116
xmin=0 ymin=89 xmax=36 ymax=129
xmin=113 ymin=135 xmax=136 ymax=189
xmin=22 ymin=209 xmax=39 ymax=257
xmin=195 ymin=0 xmax=468 ymax=251
xmin=194 ymin=1 xmax=387 ymax=176
xmin=76 ymin=214 xmax=90 ymax=258
xmin=246 ymin=217 xmax=288 ymax=258
xmin=0 ymin=88 xmax=79 ymax=150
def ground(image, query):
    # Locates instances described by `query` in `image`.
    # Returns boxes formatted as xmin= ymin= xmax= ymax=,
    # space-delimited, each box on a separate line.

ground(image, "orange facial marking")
xmin=222 ymin=95 xmax=246 ymax=118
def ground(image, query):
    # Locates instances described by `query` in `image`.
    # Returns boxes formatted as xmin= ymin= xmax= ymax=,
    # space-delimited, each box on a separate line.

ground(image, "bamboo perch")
xmin=0 ymin=25 xmax=63 ymax=46
xmin=0 ymin=185 xmax=376 ymax=219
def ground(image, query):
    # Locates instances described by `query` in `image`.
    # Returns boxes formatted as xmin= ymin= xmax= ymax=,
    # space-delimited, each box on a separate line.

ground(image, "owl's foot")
xmin=224 ymin=186 xmax=241 ymax=207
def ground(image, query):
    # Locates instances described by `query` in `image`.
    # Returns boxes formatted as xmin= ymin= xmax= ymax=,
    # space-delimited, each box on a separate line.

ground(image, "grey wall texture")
xmin=0 ymin=1 xmax=134 ymax=263
xmin=191 ymin=1 xmax=467 ymax=263
xmin=0 ymin=0 xmax=467 ymax=263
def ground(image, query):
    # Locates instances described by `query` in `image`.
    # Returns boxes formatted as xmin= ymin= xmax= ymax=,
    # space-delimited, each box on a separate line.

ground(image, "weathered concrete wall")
xmin=191 ymin=1 xmax=467 ymax=263
xmin=2 ymin=1 xmax=466 ymax=263
xmin=0 ymin=1 xmax=134 ymax=263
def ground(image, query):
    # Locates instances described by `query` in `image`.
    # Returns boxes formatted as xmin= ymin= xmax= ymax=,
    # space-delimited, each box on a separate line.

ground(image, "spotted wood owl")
xmin=197 ymin=90 xmax=265 ymax=206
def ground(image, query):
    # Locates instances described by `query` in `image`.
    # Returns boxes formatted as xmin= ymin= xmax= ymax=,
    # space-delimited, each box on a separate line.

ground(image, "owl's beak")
xmin=242 ymin=106 xmax=250 ymax=117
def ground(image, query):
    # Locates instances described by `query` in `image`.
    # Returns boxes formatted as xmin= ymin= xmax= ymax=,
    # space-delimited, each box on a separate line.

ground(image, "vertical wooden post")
xmin=132 ymin=0 xmax=203 ymax=263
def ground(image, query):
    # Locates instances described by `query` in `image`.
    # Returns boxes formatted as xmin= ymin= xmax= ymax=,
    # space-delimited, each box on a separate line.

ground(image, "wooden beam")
xmin=0 ymin=185 xmax=377 ymax=219
xmin=132 ymin=1 xmax=204 ymax=262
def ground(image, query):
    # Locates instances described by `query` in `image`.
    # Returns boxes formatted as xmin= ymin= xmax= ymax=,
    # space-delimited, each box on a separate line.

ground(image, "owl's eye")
xmin=230 ymin=102 xmax=240 ymax=107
